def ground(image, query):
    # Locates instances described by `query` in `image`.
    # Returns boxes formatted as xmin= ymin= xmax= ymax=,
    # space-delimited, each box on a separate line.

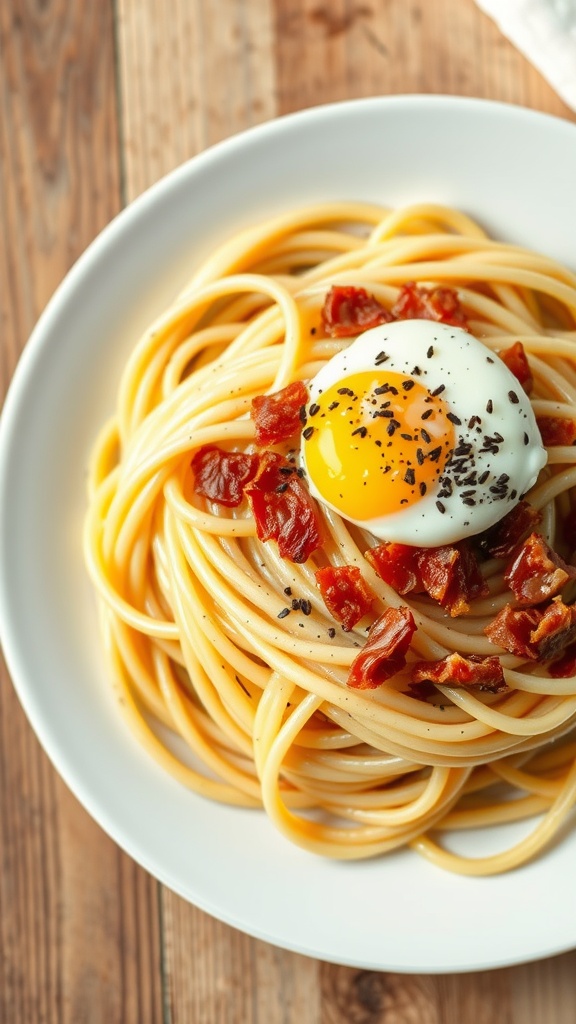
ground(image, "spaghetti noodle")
xmin=84 ymin=202 xmax=576 ymax=875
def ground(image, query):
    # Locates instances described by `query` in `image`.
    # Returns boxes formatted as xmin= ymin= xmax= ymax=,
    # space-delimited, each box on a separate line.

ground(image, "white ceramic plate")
xmin=2 ymin=96 xmax=576 ymax=974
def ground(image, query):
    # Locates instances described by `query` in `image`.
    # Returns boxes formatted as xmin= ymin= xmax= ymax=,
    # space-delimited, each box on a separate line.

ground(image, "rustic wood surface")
xmin=1 ymin=0 xmax=576 ymax=1020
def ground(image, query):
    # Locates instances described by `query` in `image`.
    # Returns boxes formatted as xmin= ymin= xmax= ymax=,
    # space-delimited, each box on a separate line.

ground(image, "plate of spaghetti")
xmin=2 ymin=95 xmax=576 ymax=972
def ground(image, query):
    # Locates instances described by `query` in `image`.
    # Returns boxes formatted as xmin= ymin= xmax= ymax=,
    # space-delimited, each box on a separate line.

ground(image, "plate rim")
xmin=2 ymin=93 xmax=576 ymax=974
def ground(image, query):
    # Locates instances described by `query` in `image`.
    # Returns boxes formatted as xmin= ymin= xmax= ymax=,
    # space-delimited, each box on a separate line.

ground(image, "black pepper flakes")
xmin=277 ymin=608 xmax=290 ymax=619
xmin=302 ymin=426 xmax=314 ymax=440
xmin=454 ymin=441 xmax=472 ymax=456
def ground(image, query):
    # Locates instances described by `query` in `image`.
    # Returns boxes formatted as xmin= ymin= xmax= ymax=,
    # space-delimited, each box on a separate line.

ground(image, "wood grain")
xmin=162 ymin=902 xmax=320 ymax=1022
xmin=273 ymin=0 xmax=573 ymax=118
xmin=117 ymin=0 xmax=277 ymax=199
xmin=2 ymin=0 xmax=576 ymax=1020
xmin=0 ymin=2 xmax=163 ymax=1022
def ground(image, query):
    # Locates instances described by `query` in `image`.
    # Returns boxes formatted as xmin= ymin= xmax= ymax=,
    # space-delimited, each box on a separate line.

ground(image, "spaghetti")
xmin=84 ymin=202 xmax=576 ymax=875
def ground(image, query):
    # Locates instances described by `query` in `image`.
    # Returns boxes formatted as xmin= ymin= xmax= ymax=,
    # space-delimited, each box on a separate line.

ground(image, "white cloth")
xmin=475 ymin=0 xmax=576 ymax=112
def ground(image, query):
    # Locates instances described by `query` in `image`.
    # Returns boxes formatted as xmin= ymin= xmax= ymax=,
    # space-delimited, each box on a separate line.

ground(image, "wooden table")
xmin=1 ymin=1 xmax=576 ymax=1020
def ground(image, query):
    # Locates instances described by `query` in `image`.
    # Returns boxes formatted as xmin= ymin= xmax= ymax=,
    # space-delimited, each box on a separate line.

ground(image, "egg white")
xmin=301 ymin=319 xmax=547 ymax=546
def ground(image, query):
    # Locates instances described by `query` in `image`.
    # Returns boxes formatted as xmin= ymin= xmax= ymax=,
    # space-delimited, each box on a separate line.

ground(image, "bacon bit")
xmin=485 ymin=599 xmax=576 ymax=661
xmin=419 ymin=542 xmax=488 ymax=617
xmin=321 ymin=286 xmax=393 ymax=338
xmin=245 ymin=451 xmax=323 ymax=563
xmin=531 ymin=601 xmax=576 ymax=660
xmin=251 ymin=380 xmax=309 ymax=447
xmin=485 ymin=605 xmax=539 ymax=659
xmin=504 ymin=532 xmax=576 ymax=606
xmin=499 ymin=341 xmax=533 ymax=394
xmin=347 ymin=606 xmax=416 ymax=689
xmin=191 ymin=445 xmax=259 ymax=507
xmin=412 ymin=653 xmax=507 ymax=694
xmin=390 ymin=282 xmax=469 ymax=329
xmin=366 ymin=540 xmax=488 ymax=617
xmin=320 ymin=282 xmax=469 ymax=337
xmin=549 ymin=643 xmax=576 ymax=678
xmin=536 ymin=415 xmax=576 ymax=447
xmin=315 ymin=565 xmax=375 ymax=631
xmin=365 ymin=543 xmax=422 ymax=595
xmin=417 ymin=546 xmax=460 ymax=607
xmin=475 ymin=500 xmax=543 ymax=559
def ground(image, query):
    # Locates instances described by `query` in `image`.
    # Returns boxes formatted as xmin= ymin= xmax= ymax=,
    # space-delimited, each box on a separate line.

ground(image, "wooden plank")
xmin=163 ymin=902 xmax=320 ymax=1022
xmin=117 ymin=0 xmax=277 ymax=198
xmin=319 ymin=966 xmax=442 ymax=1024
xmin=273 ymin=0 xmax=573 ymax=118
xmin=0 ymin=2 xmax=163 ymax=1022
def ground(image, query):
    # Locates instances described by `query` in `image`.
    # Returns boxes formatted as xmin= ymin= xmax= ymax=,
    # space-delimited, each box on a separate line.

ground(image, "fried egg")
xmin=301 ymin=319 xmax=547 ymax=546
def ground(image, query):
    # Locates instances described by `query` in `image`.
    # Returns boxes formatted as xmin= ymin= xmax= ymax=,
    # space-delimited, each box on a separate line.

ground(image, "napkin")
xmin=475 ymin=0 xmax=576 ymax=112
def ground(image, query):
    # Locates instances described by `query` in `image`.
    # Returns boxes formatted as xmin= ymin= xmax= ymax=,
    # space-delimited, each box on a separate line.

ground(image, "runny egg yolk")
xmin=303 ymin=370 xmax=456 ymax=521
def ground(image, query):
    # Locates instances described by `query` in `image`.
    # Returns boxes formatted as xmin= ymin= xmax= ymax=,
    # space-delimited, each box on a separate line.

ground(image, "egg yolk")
xmin=303 ymin=371 xmax=456 ymax=521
